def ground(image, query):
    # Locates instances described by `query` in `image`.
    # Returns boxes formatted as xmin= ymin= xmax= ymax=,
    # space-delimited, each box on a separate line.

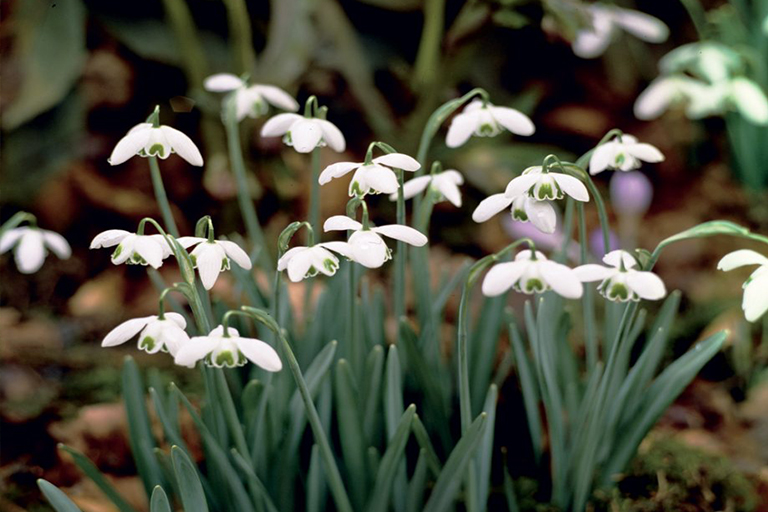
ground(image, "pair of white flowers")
xmin=572 ymin=3 xmax=669 ymax=59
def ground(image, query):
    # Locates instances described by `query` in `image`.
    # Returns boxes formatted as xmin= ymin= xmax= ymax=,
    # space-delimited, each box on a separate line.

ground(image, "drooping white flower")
xmin=277 ymin=245 xmax=340 ymax=282
xmin=177 ymin=237 xmax=252 ymax=290
xmin=389 ymin=169 xmax=464 ymax=207
xmin=0 ymin=226 xmax=71 ymax=274
xmin=109 ymin=123 xmax=203 ymax=166
xmin=659 ymin=43 xmax=740 ymax=83
xmin=203 ymin=73 xmax=299 ymax=121
xmin=572 ymin=3 xmax=669 ymax=59
xmin=504 ymin=166 xmax=590 ymax=203
xmin=481 ymin=250 xmax=583 ymax=299
xmin=446 ymin=99 xmax=535 ymax=148
xmin=319 ymin=154 xmax=420 ymax=196
xmin=717 ymin=249 xmax=768 ymax=322
xmin=261 ymin=113 xmax=345 ymax=153
xmin=634 ymin=75 xmax=710 ymax=120
xmin=472 ymin=193 xmax=557 ymax=234
xmin=589 ymin=134 xmax=664 ymax=175
xmin=102 ymin=313 xmax=189 ymax=355
xmin=575 ymin=249 xmax=666 ymax=302
xmin=174 ymin=325 xmax=282 ymax=370
xmin=90 ymin=229 xmax=173 ymax=269
xmin=322 ymin=215 xmax=428 ymax=269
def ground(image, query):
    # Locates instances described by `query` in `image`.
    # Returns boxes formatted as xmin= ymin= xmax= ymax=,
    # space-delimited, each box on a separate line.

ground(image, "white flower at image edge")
xmin=575 ymin=250 xmax=666 ymax=302
xmin=717 ymin=249 xmax=768 ymax=322
xmin=473 ymin=193 xmax=558 ymax=234
xmin=446 ymin=100 xmax=535 ymax=148
xmin=177 ymin=237 xmax=252 ymax=290
xmin=0 ymin=227 xmax=71 ymax=274
xmin=278 ymin=245 xmax=340 ymax=282
xmin=174 ymin=325 xmax=282 ymax=370
xmin=322 ymin=215 xmax=428 ymax=269
xmin=319 ymin=153 xmax=420 ymax=196
xmin=109 ymin=123 xmax=203 ymax=166
xmin=261 ymin=113 xmax=346 ymax=153
xmin=389 ymin=170 xmax=464 ymax=207
xmin=102 ymin=313 xmax=189 ymax=355
xmin=203 ymin=73 xmax=299 ymax=120
xmin=572 ymin=4 xmax=669 ymax=59
xmin=481 ymin=250 xmax=583 ymax=299
xmin=589 ymin=134 xmax=664 ymax=175
xmin=90 ymin=229 xmax=173 ymax=269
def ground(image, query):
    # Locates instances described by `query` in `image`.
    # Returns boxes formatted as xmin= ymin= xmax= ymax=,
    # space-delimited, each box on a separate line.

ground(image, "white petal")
xmin=236 ymin=337 xmax=283 ymax=371
xmin=613 ymin=8 xmax=669 ymax=43
xmin=102 ymin=316 xmax=154 ymax=347
xmin=309 ymin=247 xmax=339 ymax=276
xmin=551 ymin=173 xmax=589 ymax=201
xmin=525 ymin=199 xmax=557 ymax=234
xmin=111 ymin=235 xmax=135 ymax=265
xmin=634 ymin=78 xmax=676 ymax=120
xmin=572 ymin=10 xmax=614 ymax=59
xmin=743 ymin=272 xmax=768 ymax=322
xmin=323 ymin=216 xmax=362 ymax=232
xmin=195 ymin=243 xmax=226 ymax=290
xmin=603 ymin=250 xmax=637 ymax=269
xmin=149 ymin=234 xmax=175 ymax=259
xmin=219 ymin=240 xmax=252 ymax=270
xmin=372 ymin=153 xmax=421 ymax=171
xmin=319 ymin=241 xmax=354 ymax=259
xmin=371 ymin=225 xmax=428 ymax=246
xmin=317 ymin=120 xmax=346 ymax=152
xmin=349 ymin=231 xmax=389 ymax=268
xmin=539 ymin=261 xmax=583 ymax=299
xmin=490 ymin=107 xmax=535 ymax=136
xmin=626 ymin=271 xmax=666 ymax=300
xmin=319 ymin=161 xmax=360 ymax=185
xmin=589 ymin=143 xmax=618 ymax=176
xmin=134 ymin=236 xmax=164 ymax=269
xmin=203 ymin=73 xmax=244 ymax=92
xmin=160 ymin=126 xmax=203 ymax=166
xmin=159 ymin=324 xmax=190 ymax=356
xmin=717 ymin=249 xmax=768 ymax=271
xmin=441 ymin=169 xmax=464 ymax=184
xmin=730 ymin=78 xmax=768 ymax=125
xmin=277 ymin=247 xmax=306 ymax=271
xmin=435 ymin=177 xmax=462 ymax=207
xmin=286 ymin=251 xmax=314 ymax=282
xmin=90 ymin=229 xmax=131 ymax=249
xmin=472 ymin=193 xmax=514 ymax=223
xmin=164 ymin=312 xmax=187 ymax=329
xmin=42 ymin=231 xmax=71 ymax=259
xmin=291 ymin=119 xmax=324 ymax=153
xmin=481 ymin=261 xmax=527 ymax=296
xmin=176 ymin=236 xmax=205 ymax=249
xmin=394 ymin=175 xmax=431 ymax=201
xmin=364 ymin=166 xmax=399 ymax=194
xmin=625 ymin=143 xmax=665 ymax=163
xmin=574 ymin=264 xmax=615 ymax=282
xmin=109 ymin=124 xmax=152 ymax=165
xmin=0 ymin=228 xmax=25 ymax=253
xmin=252 ymin=85 xmax=299 ymax=112
xmin=260 ymin=113 xmax=302 ymax=137
xmin=15 ymin=230 xmax=46 ymax=273
xmin=504 ymin=174 xmax=541 ymax=198
xmin=174 ymin=336 xmax=220 ymax=368
xmin=446 ymin=111 xmax=479 ymax=148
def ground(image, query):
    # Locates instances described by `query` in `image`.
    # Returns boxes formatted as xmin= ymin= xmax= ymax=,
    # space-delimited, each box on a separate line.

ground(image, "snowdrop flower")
xmin=717 ymin=249 xmax=768 ymax=322
xmin=322 ymin=215 xmax=427 ymax=269
xmin=504 ymin=166 xmax=590 ymax=203
xmin=389 ymin=169 xmax=464 ymax=207
xmin=575 ymin=249 xmax=666 ymax=302
xmin=446 ymin=99 xmax=535 ymax=148
xmin=572 ymin=3 xmax=669 ymax=59
xmin=261 ymin=113 xmax=345 ymax=153
xmin=481 ymin=250 xmax=583 ymax=299
xmin=174 ymin=325 xmax=282 ymax=370
xmin=90 ymin=229 xmax=172 ymax=269
xmin=102 ymin=313 xmax=189 ymax=355
xmin=634 ymin=75 xmax=710 ymax=120
xmin=319 ymin=154 xmax=420 ymax=196
xmin=203 ymin=73 xmax=299 ymax=121
xmin=109 ymin=122 xmax=203 ymax=167
xmin=278 ymin=244 xmax=340 ymax=282
xmin=659 ymin=43 xmax=740 ymax=84
xmin=589 ymin=134 xmax=664 ymax=175
xmin=0 ymin=226 xmax=70 ymax=274
xmin=177 ymin=237 xmax=252 ymax=290
xmin=473 ymin=193 xmax=558 ymax=234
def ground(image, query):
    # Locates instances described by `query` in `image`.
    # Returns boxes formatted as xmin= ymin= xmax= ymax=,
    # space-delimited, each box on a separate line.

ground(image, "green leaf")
xmin=366 ymin=404 xmax=416 ymax=512
xmin=306 ymin=445 xmax=326 ymax=512
xmin=411 ymin=414 xmax=442 ymax=476
xmin=470 ymin=296 xmax=505 ymax=414
xmin=502 ymin=464 xmax=521 ymax=512
xmin=58 ymin=444 xmax=137 ymax=512
xmin=508 ymin=319 xmax=542 ymax=463
xmin=37 ymin=479 xmax=82 ymax=512
xmin=172 ymin=446 xmax=209 ymax=512
xmin=362 ymin=345 xmax=385 ymax=444
xmin=150 ymin=486 xmax=172 ymax=512
xmin=229 ymin=449 xmax=279 ymax=512
xmin=150 ymin=387 xmax=189 ymax=454
xmin=334 ymin=359 xmax=368 ymax=509
xmin=406 ymin=450 xmax=429 ymax=512
xmin=475 ymin=385 xmax=498 ymax=511
xmin=384 ymin=345 xmax=404 ymax=437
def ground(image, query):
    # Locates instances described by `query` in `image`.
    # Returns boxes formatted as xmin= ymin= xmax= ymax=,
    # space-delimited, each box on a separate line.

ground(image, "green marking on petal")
xmin=148 ymin=143 xmax=166 ymax=157
xmin=478 ymin=123 xmax=495 ymax=136
xmin=606 ymin=282 xmax=630 ymax=301
xmin=535 ymin=182 xmax=556 ymax=200
xmin=323 ymin=259 xmax=338 ymax=273
xmin=615 ymin=153 xmax=625 ymax=166
xmin=139 ymin=336 xmax=156 ymax=352
xmin=215 ymin=350 xmax=236 ymax=367
xmin=522 ymin=278 xmax=545 ymax=294
xmin=512 ymin=208 xmax=528 ymax=222
xmin=112 ymin=245 xmax=123 ymax=258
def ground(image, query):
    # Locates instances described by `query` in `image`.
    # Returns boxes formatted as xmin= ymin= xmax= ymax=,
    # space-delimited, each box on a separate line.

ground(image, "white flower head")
xmin=589 ymin=134 xmax=664 ymax=175
xmin=90 ymin=229 xmax=173 ymax=269
xmin=204 ymin=73 xmax=299 ymax=121
xmin=659 ymin=42 xmax=741 ymax=83
xmin=319 ymin=153 xmax=420 ymax=196
xmin=261 ymin=113 xmax=346 ymax=154
xmin=277 ymin=244 xmax=340 ymax=282
xmin=573 ymin=3 xmax=669 ymax=59
xmin=472 ymin=193 xmax=557 ymax=234
xmin=177 ymin=237 xmax=252 ymax=290
xmin=575 ymin=249 xmax=666 ymax=302
xmin=174 ymin=325 xmax=282 ymax=370
xmin=109 ymin=114 xmax=203 ymax=167
xmin=717 ymin=249 xmax=768 ymax=322
xmin=446 ymin=99 xmax=535 ymax=148
xmin=504 ymin=166 xmax=590 ymax=203
xmin=389 ymin=169 xmax=464 ymax=207
xmin=634 ymin=75 xmax=710 ymax=120
xmin=482 ymin=250 xmax=583 ymax=299
xmin=0 ymin=226 xmax=71 ymax=274
xmin=102 ymin=313 xmax=189 ymax=356
xmin=322 ymin=215 xmax=428 ymax=269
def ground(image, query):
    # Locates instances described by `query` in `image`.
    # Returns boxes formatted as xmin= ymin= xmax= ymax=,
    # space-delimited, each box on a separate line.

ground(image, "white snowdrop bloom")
xmin=589 ymin=134 xmax=664 ymax=175
xmin=446 ymin=99 xmax=535 ymax=148
xmin=177 ymin=237 xmax=252 ymax=290
xmin=203 ymin=73 xmax=299 ymax=121
xmin=109 ymin=123 xmax=203 ymax=167
xmin=319 ymin=153 xmax=420 ymax=196
xmin=717 ymin=249 xmax=768 ymax=322
xmin=322 ymin=215 xmax=428 ymax=269
xmin=481 ymin=250 xmax=583 ymax=299
xmin=277 ymin=244 xmax=340 ymax=282
xmin=575 ymin=249 xmax=666 ymax=302
xmin=658 ymin=42 xmax=740 ymax=83
xmin=90 ymin=229 xmax=173 ymax=269
xmin=102 ymin=313 xmax=189 ymax=356
xmin=472 ymin=193 xmax=557 ymax=234
xmin=504 ymin=166 xmax=590 ymax=203
xmin=0 ymin=226 xmax=71 ymax=274
xmin=634 ymin=75 xmax=710 ymax=120
xmin=572 ymin=3 xmax=669 ymax=59
xmin=175 ymin=325 xmax=282 ymax=370
xmin=389 ymin=169 xmax=464 ymax=207
xmin=261 ymin=113 xmax=345 ymax=153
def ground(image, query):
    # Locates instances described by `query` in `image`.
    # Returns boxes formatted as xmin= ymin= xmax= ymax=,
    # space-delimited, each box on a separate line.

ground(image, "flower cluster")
xmin=572 ymin=3 xmax=668 ymax=59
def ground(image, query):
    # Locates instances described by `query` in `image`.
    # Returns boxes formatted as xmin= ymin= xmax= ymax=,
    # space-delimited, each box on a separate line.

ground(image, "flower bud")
xmin=609 ymin=171 xmax=653 ymax=217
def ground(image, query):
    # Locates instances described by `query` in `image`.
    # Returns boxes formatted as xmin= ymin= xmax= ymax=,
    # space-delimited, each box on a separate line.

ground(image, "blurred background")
xmin=2 ymin=0 xmax=768 ymax=510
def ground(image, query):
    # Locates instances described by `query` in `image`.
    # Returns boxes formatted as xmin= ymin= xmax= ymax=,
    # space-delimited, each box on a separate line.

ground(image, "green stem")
xmin=148 ymin=157 xmax=180 ymax=238
xmin=577 ymin=203 xmax=598 ymax=373
xmin=222 ymin=0 xmax=257 ymax=75
xmin=215 ymin=369 xmax=251 ymax=460
xmin=560 ymin=162 xmax=611 ymax=256
xmin=304 ymin=147 xmax=322 ymax=322
xmin=412 ymin=0 xmax=446 ymax=92
xmin=348 ymin=261 xmax=361 ymax=375
xmin=679 ymin=0 xmax=709 ymax=38
xmin=394 ymin=168 xmax=406 ymax=338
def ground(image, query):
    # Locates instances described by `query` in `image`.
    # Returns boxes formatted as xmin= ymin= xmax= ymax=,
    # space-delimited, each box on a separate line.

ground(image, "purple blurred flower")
xmin=609 ymin=171 xmax=653 ymax=217
xmin=503 ymin=216 xmax=581 ymax=262
xmin=590 ymin=228 xmax=620 ymax=259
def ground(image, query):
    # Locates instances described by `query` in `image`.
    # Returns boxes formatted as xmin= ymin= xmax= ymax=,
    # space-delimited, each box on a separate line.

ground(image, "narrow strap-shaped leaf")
xmin=366 ymin=404 xmax=416 ymax=512
xmin=230 ymin=449 xmax=279 ymax=512
xmin=406 ymin=450 xmax=429 ymax=512
xmin=412 ymin=414 xmax=442 ymax=476
xmin=288 ymin=340 xmax=338 ymax=421
xmin=171 ymin=446 xmax=209 ymax=512
xmin=38 ymin=479 xmax=82 ymax=512
xmin=432 ymin=261 xmax=470 ymax=318
xmin=306 ymin=445 xmax=326 ymax=512
xmin=58 ymin=444 xmax=137 ymax=512
xmin=475 ymin=385 xmax=498 ymax=512
xmin=502 ymin=462 xmax=521 ymax=512
xmin=362 ymin=345 xmax=385 ymax=444
xmin=149 ymin=387 xmax=189 ymax=454
xmin=469 ymin=296 xmax=505 ymax=415
xmin=150 ymin=486 xmax=171 ymax=512
xmin=399 ymin=319 xmax=449 ymax=425
xmin=334 ymin=359 xmax=369 ymax=509
xmin=384 ymin=345 xmax=404 ymax=438
xmin=367 ymin=447 xmax=381 ymax=479
xmin=508 ymin=319 xmax=542 ymax=463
